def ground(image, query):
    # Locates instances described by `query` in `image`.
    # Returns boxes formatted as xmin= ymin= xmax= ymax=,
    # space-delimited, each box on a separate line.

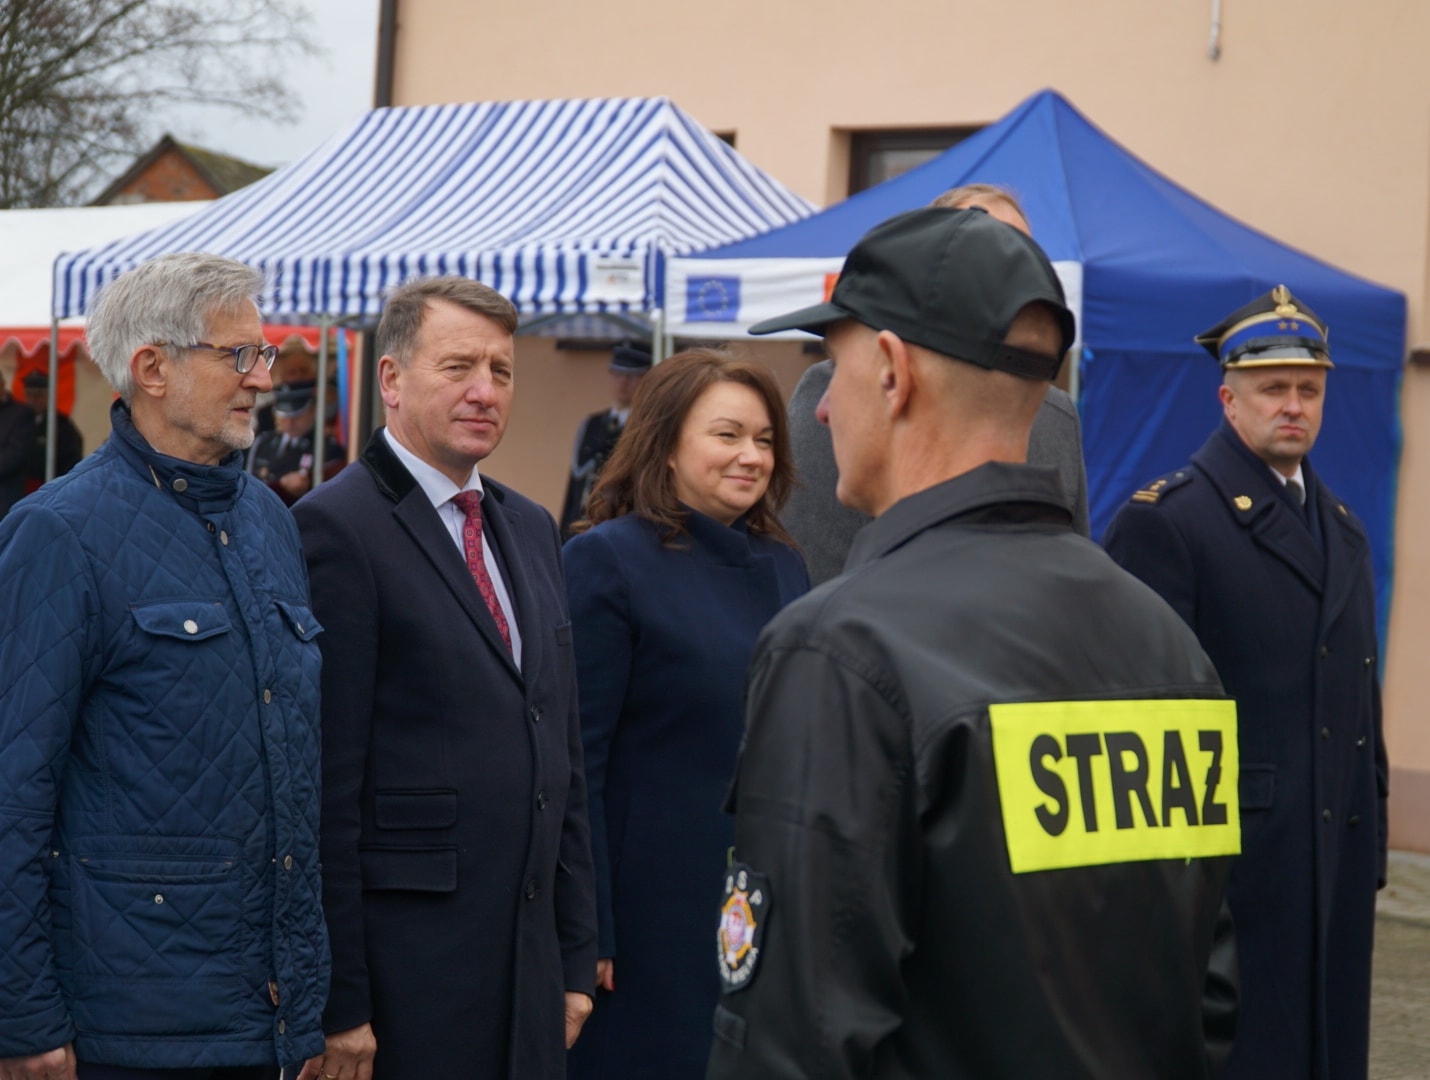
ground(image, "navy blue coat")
xmin=1104 ymin=423 xmax=1386 ymax=1080
xmin=0 ymin=402 xmax=328 ymax=1066
xmin=293 ymin=432 xmax=598 ymax=1080
xmin=562 ymin=511 xmax=808 ymax=1080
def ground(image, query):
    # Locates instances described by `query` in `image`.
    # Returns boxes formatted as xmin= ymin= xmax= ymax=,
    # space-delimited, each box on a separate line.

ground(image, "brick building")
xmin=91 ymin=135 xmax=271 ymax=205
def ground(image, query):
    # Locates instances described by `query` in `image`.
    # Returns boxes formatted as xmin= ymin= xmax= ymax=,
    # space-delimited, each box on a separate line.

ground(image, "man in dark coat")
xmin=20 ymin=370 xmax=84 ymax=492
xmin=0 ymin=376 xmax=34 ymax=518
xmin=709 ymin=207 xmax=1239 ymax=1079
xmin=1104 ymin=285 xmax=1386 ymax=1080
xmin=559 ymin=341 xmax=650 ymax=537
xmin=247 ymin=380 xmax=345 ymax=505
xmin=293 ymin=276 xmax=597 ymax=1080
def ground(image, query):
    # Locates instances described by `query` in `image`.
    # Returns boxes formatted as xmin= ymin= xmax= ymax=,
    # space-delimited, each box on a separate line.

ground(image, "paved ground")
xmin=1371 ymin=851 xmax=1430 ymax=1078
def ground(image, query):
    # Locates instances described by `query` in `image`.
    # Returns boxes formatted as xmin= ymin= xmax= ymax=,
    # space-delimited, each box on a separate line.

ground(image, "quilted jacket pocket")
xmin=69 ymin=839 xmax=245 ymax=1036
xmin=130 ymin=600 xmax=231 ymax=641
xmin=275 ymin=599 xmax=323 ymax=642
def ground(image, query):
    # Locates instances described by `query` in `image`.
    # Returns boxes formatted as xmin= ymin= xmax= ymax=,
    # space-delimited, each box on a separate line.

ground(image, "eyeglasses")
xmin=160 ymin=341 xmax=279 ymax=374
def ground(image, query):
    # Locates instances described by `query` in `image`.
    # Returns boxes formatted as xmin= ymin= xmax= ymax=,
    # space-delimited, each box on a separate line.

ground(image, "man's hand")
xmin=596 ymin=958 xmax=614 ymax=992
xmin=295 ymin=1023 xmax=376 ymax=1080
xmin=0 ymin=1044 xmax=76 ymax=1080
xmin=565 ymin=991 xmax=594 ymax=1048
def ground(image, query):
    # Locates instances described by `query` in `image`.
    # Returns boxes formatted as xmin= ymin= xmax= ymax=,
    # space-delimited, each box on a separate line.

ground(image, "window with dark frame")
xmin=848 ymin=126 xmax=983 ymax=194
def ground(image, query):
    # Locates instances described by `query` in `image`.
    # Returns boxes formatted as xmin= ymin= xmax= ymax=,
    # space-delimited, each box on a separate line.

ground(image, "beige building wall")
xmin=387 ymin=0 xmax=1430 ymax=848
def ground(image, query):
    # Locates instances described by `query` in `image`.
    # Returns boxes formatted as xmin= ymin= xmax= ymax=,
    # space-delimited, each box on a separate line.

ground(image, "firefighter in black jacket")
xmin=558 ymin=340 xmax=650 ymax=537
xmin=709 ymin=207 xmax=1240 ymax=1079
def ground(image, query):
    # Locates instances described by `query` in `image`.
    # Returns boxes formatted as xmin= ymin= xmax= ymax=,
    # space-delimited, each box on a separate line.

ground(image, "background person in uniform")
xmin=0 ymin=252 xmax=328 ymax=1080
xmin=254 ymin=335 xmax=320 ymax=435
xmin=780 ymin=183 xmax=1089 ymax=585
xmin=0 ymin=372 xmax=34 ymax=519
xmin=20 ymin=369 xmax=84 ymax=493
xmin=1103 ymin=286 xmax=1385 ymax=1080
xmin=563 ymin=349 xmax=808 ymax=1080
xmin=292 ymin=276 xmax=597 ymax=1080
xmin=559 ymin=341 xmax=651 ymax=537
xmin=707 ymin=207 xmax=1238 ymax=1079
xmin=247 ymin=380 xmax=346 ymax=505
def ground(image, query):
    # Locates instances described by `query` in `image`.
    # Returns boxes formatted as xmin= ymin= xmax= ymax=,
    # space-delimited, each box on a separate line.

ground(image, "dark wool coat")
xmin=294 ymin=432 xmax=598 ymax=1080
xmin=1104 ymin=423 xmax=1387 ymax=1080
xmin=563 ymin=510 xmax=808 ymax=1080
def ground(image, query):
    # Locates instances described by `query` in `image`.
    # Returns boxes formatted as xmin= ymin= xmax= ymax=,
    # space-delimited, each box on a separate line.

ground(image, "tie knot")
xmin=452 ymin=490 xmax=483 ymax=521
xmin=1287 ymin=478 xmax=1305 ymax=506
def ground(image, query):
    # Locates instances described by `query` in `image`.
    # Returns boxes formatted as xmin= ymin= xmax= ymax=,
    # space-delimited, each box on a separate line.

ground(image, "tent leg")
xmin=45 ymin=317 xmax=59 ymax=482
xmin=1068 ymin=345 xmax=1082 ymax=409
xmin=651 ymin=308 xmax=666 ymax=364
xmin=313 ymin=317 xmax=332 ymax=488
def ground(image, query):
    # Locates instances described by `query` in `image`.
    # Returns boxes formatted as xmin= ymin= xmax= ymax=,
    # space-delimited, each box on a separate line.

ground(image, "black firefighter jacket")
xmin=707 ymin=462 xmax=1239 ymax=1080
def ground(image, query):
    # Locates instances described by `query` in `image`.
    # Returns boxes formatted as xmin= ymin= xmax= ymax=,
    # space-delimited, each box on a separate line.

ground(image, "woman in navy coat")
xmin=564 ymin=349 xmax=808 ymax=1079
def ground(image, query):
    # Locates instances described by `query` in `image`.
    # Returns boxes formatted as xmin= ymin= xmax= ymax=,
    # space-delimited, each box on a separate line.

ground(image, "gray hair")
xmin=377 ymin=276 xmax=518 ymax=366
xmin=86 ymin=253 xmax=266 ymax=401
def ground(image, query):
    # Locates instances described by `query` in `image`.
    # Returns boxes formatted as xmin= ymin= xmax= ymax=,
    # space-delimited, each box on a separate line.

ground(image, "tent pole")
xmin=651 ymin=308 xmax=666 ymax=364
xmin=313 ymin=316 xmax=332 ymax=488
xmin=1067 ymin=345 xmax=1082 ymax=410
xmin=45 ymin=316 xmax=60 ymax=482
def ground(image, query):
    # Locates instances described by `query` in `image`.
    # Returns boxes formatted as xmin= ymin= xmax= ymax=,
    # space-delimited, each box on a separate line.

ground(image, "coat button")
xmin=537 ymin=791 xmax=548 ymax=810
xmin=1322 ymin=809 xmax=1332 ymax=823
xmin=264 ymin=689 xmax=272 ymax=704
xmin=220 ymin=531 xmax=229 ymax=546
xmin=1319 ymin=646 xmax=1329 ymax=658
xmin=278 ymin=1019 xmax=285 ymax=1034
xmin=173 ymin=477 xmax=189 ymax=493
xmin=183 ymin=620 xmax=198 ymax=634
xmin=283 ymin=854 xmax=293 ymax=870
xmin=154 ymin=894 xmax=164 ymax=904
xmin=525 ymin=880 xmax=537 ymax=899
xmin=1321 ymin=727 xmax=1331 ymax=740
xmin=1349 ymin=815 xmax=1361 ymax=827
xmin=1356 ymin=736 xmax=1367 ymax=748
xmin=529 ymin=705 xmax=542 ymax=723
xmin=1365 ymin=656 xmax=1375 ymax=667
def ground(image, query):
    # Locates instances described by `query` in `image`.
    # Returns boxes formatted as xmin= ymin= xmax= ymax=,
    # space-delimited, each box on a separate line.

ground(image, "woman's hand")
xmin=596 ymin=957 xmax=615 ymax=992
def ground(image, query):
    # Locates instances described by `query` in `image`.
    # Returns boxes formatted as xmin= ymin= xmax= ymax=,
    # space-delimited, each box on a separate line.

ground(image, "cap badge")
xmin=1272 ymin=285 xmax=1298 ymax=319
xmin=1234 ymin=495 xmax=1253 ymax=511
xmin=718 ymin=862 xmax=770 ymax=993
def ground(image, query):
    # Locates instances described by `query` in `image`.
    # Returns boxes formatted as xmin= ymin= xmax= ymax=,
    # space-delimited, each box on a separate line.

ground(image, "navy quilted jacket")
xmin=0 ymin=403 xmax=329 ymax=1066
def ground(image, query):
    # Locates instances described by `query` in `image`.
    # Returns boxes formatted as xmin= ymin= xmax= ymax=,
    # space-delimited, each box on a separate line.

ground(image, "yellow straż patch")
xmin=989 ymin=699 xmax=1240 ymax=874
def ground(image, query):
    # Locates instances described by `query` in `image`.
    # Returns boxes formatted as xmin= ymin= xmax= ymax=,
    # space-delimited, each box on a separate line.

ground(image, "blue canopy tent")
xmin=668 ymin=89 xmax=1406 ymax=622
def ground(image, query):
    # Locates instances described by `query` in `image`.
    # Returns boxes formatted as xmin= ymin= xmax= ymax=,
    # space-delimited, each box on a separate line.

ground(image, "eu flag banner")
xmin=687 ymin=276 xmax=740 ymax=322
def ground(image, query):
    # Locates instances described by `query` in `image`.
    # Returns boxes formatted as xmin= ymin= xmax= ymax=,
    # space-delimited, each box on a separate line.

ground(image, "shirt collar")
xmin=1268 ymin=462 xmax=1305 ymax=490
xmin=382 ymin=427 xmax=483 ymax=510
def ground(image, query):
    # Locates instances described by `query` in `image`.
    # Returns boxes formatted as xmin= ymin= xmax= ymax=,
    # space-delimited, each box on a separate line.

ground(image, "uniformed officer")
xmin=1103 ymin=286 xmax=1386 ymax=1080
xmin=20 ymin=369 xmax=83 ymax=491
xmin=559 ymin=340 xmax=651 ymax=537
xmin=246 ymin=379 xmax=345 ymax=505
xmin=708 ymin=207 xmax=1239 ymax=1079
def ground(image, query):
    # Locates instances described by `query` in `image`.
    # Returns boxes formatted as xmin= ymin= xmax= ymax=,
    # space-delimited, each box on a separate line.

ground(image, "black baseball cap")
xmin=749 ymin=207 xmax=1076 ymax=380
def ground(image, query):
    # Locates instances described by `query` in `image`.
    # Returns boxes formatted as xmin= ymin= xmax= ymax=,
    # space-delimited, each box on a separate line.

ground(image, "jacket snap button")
xmin=220 ymin=531 xmax=229 ymax=546
xmin=278 ymin=1019 xmax=285 ymax=1034
xmin=183 ymin=620 xmax=198 ymax=634
xmin=264 ymin=689 xmax=272 ymax=704
xmin=537 ymin=791 xmax=548 ymax=810
xmin=1322 ymin=809 xmax=1332 ymax=823
xmin=529 ymin=706 xmax=541 ymax=723
xmin=172 ymin=478 xmax=188 ymax=493
xmin=1356 ymin=736 xmax=1367 ymax=748
xmin=525 ymin=880 xmax=537 ymax=899
xmin=154 ymin=894 xmax=164 ymax=904
xmin=283 ymin=854 xmax=293 ymax=870
xmin=1349 ymin=815 xmax=1361 ymax=827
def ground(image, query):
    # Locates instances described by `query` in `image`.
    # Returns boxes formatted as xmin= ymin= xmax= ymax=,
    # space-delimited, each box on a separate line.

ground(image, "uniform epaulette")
xmin=1128 ymin=470 xmax=1193 ymax=506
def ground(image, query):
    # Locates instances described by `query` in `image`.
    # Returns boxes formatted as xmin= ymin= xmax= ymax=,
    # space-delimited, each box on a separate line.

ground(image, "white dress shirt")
xmin=382 ymin=428 xmax=523 ymax=666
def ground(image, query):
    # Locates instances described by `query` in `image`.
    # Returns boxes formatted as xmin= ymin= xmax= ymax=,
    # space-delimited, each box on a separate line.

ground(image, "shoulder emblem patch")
xmin=1129 ymin=471 xmax=1191 ymax=505
xmin=718 ymin=862 xmax=770 ymax=993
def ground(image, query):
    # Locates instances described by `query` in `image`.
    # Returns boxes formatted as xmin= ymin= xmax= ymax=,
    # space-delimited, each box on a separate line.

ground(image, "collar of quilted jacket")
xmin=109 ymin=400 xmax=247 ymax=515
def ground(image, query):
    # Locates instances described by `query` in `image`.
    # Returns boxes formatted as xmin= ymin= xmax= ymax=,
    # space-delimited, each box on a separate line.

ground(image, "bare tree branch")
xmin=0 ymin=0 xmax=320 ymax=207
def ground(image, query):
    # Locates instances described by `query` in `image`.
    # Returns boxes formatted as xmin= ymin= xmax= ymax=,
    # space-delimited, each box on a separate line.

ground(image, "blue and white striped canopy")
xmin=54 ymin=97 xmax=815 ymax=320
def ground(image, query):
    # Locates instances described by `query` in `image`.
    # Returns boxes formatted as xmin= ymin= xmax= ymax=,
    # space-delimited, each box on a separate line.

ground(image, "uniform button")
xmin=1349 ymin=815 xmax=1361 ymax=827
xmin=283 ymin=854 xmax=293 ymax=870
xmin=264 ymin=689 xmax=272 ymax=704
xmin=525 ymin=879 xmax=537 ymax=899
xmin=220 ymin=531 xmax=229 ymax=546
xmin=1320 ymin=646 xmax=1329 ymax=658
xmin=529 ymin=705 xmax=542 ymax=723
xmin=537 ymin=791 xmax=548 ymax=810
xmin=1321 ymin=727 xmax=1331 ymax=740
xmin=183 ymin=619 xmax=198 ymax=635
xmin=1322 ymin=809 xmax=1333 ymax=823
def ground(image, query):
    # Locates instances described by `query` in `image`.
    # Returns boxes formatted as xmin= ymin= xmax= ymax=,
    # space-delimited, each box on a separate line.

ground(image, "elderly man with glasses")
xmin=0 ymin=253 xmax=330 ymax=1080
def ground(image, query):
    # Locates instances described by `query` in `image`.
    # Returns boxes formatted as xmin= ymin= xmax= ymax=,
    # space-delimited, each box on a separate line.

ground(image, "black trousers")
xmin=78 ymin=1065 xmax=278 ymax=1080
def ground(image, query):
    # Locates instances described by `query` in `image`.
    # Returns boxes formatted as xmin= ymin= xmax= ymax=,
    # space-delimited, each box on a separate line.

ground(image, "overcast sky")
xmin=164 ymin=0 xmax=382 ymax=170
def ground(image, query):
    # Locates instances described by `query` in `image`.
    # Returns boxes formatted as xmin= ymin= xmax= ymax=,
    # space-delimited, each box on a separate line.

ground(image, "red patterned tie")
xmin=451 ymin=491 xmax=513 ymax=654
